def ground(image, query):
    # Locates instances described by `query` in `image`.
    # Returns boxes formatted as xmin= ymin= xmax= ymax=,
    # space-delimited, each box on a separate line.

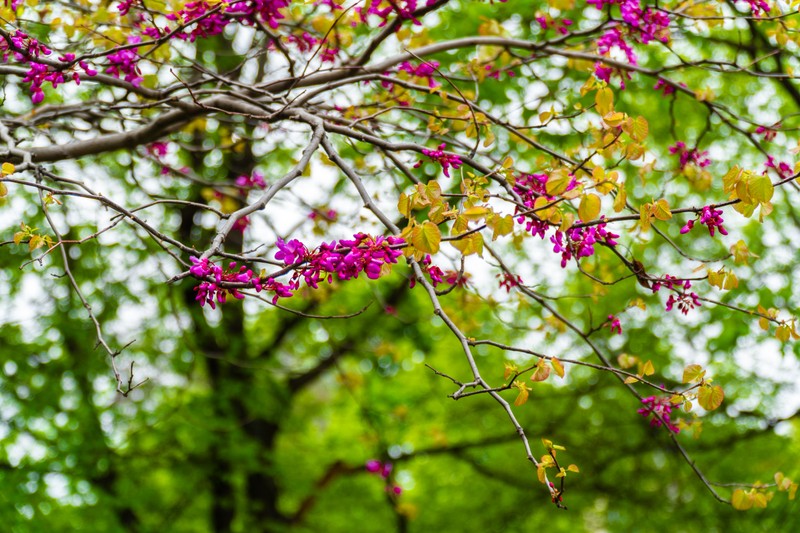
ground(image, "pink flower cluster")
xmin=535 ymin=15 xmax=573 ymax=35
xmin=550 ymin=220 xmax=619 ymax=268
xmin=512 ymin=173 xmax=555 ymax=239
xmin=637 ymin=396 xmax=680 ymax=433
xmin=398 ymin=60 xmax=440 ymax=88
xmin=651 ymin=274 xmax=690 ymax=293
xmin=755 ymin=125 xmax=778 ymax=142
xmin=588 ymin=0 xmax=670 ymax=44
xmin=165 ymin=1 xmax=231 ymax=41
xmin=414 ymin=143 xmax=462 ymax=178
xmin=743 ymin=0 xmax=770 ymax=17
xmin=653 ymin=78 xmax=675 ymax=96
xmin=607 ymin=314 xmax=622 ymax=334
xmin=651 ymin=275 xmax=700 ymax=314
xmin=190 ymin=257 xmax=274 ymax=309
xmin=589 ymin=0 xmax=671 ymax=87
xmin=308 ymin=209 xmax=338 ymax=221
xmin=129 ymin=0 xmax=290 ymax=41
xmin=498 ymin=272 xmax=523 ymax=292
xmin=680 ymin=205 xmax=728 ymax=237
xmin=105 ymin=36 xmax=143 ymax=86
xmin=365 ymin=460 xmax=402 ymax=495
xmin=669 ymin=141 xmax=710 ymax=170
xmin=275 ymin=233 xmax=405 ymax=289
xmin=765 ymin=156 xmax=793 ymax=178
xmin=483 ymin=63 xmax=516 ymax=80
xmin=597 ymin=28 xmax=637 ymax=65
xmin=235 ymin=172 xmax=267 ymax=190
xmin=666 ymin=291 xmax=701 ymax=315
xmin=1 ymin=30 xmax=96 ymax=103
xmin=412 ymin=255 xmax=469 ymax=289
xmin=357 ymin=0 xmax=435 ymax=27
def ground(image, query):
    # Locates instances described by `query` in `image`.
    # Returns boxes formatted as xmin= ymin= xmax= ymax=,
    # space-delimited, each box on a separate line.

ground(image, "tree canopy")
xmin=1 ymin=0 xmax=800 ymax=531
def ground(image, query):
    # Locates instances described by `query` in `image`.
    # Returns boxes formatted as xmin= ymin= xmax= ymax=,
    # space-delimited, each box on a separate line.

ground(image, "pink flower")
xmin=669 ymin=141 xmax=710 ymax=169
xmin=498 ymin=273 xmax=523 ymax=292
xmin=414 ymin=143 xmax=462 ymax=177
xmin=638 ymin=396 xmax=680 ymax=433
xmin=398 ymin=60 xmax=440 ymax=88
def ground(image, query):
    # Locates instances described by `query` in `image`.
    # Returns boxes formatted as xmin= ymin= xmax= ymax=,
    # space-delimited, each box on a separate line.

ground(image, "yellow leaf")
xmin=567 ymin=464 xmax=580 ymax=473
xmin=29 ymin=234 xmax=43 ymax=251
xmin=753 ymin=492 xmax=769 ymax=508
xmin=749 ymin=174 xmax=774 ymax=204
xmin=603 ymin=112 xmax=626 ymax=127
xmin=617 ymin=353 xmax=638 ymax=369
xmin=491 ymin=214 xmax=514 ymax=240
xmin=504 ymin=362 xmax=518 ymax=380
xmin=411 ymin=221 xmax=441 ymax=254
xmin=653 ymin=199 xmax=672 ymax=221
xmin=697 ymin=384 xmax=724 ymax=411
xmin=624 ymin=376 xmax=639 ymax=384
xmin=462 ymin=206 xmax=491 ymax=220
xmin=578 ymin=193 xmax=601 ymax=222
xmin=613 ymin=187 xmax=627 ymax=212
xmin=0 ymin=182 xmax=7 ymax=198
xmin=682 ymin=364 xmax=706 ymax=384
xmin=551 ymin=357 xmax=565 ymax=379
xmin=641 ymin=360 xmax=654 ymax=376
xmin=732 ymin=489 xmax=753 ymax=511
xmin=530 ymin=359 xmax=551 ymax=382
xmin=1 ymin=162 xmax=15 ymax=176
xmin=632 ymin=116 xmax=648 ymax=142
xmin=545 ymin=170 xmax=572 ymax=196
xmin=595 ymin=87 xmax=614 ymax=116
xmin=398 ymin=193 xmax=411 ymax=217
xmin=450 ymin=232 xmax=484 ymax=257
xmin=513 ymin=380 xmax=530 ymax=406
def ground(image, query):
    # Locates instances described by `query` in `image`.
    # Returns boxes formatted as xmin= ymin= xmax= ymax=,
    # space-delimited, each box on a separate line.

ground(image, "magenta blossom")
xmin=414 ymin=143 xmax=462 ymax=178
xmin=398 ymin=60 xmax=440 ymax=88
xmin=669 ymin=141 xmax=710 ymax=170
xmin=638 ymin=395 xmax=680 ymax=433
xmin=680 ymin=205 xmax=728 ymax=237
xmin=550 ymin=219 xmax=619 ymax=268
